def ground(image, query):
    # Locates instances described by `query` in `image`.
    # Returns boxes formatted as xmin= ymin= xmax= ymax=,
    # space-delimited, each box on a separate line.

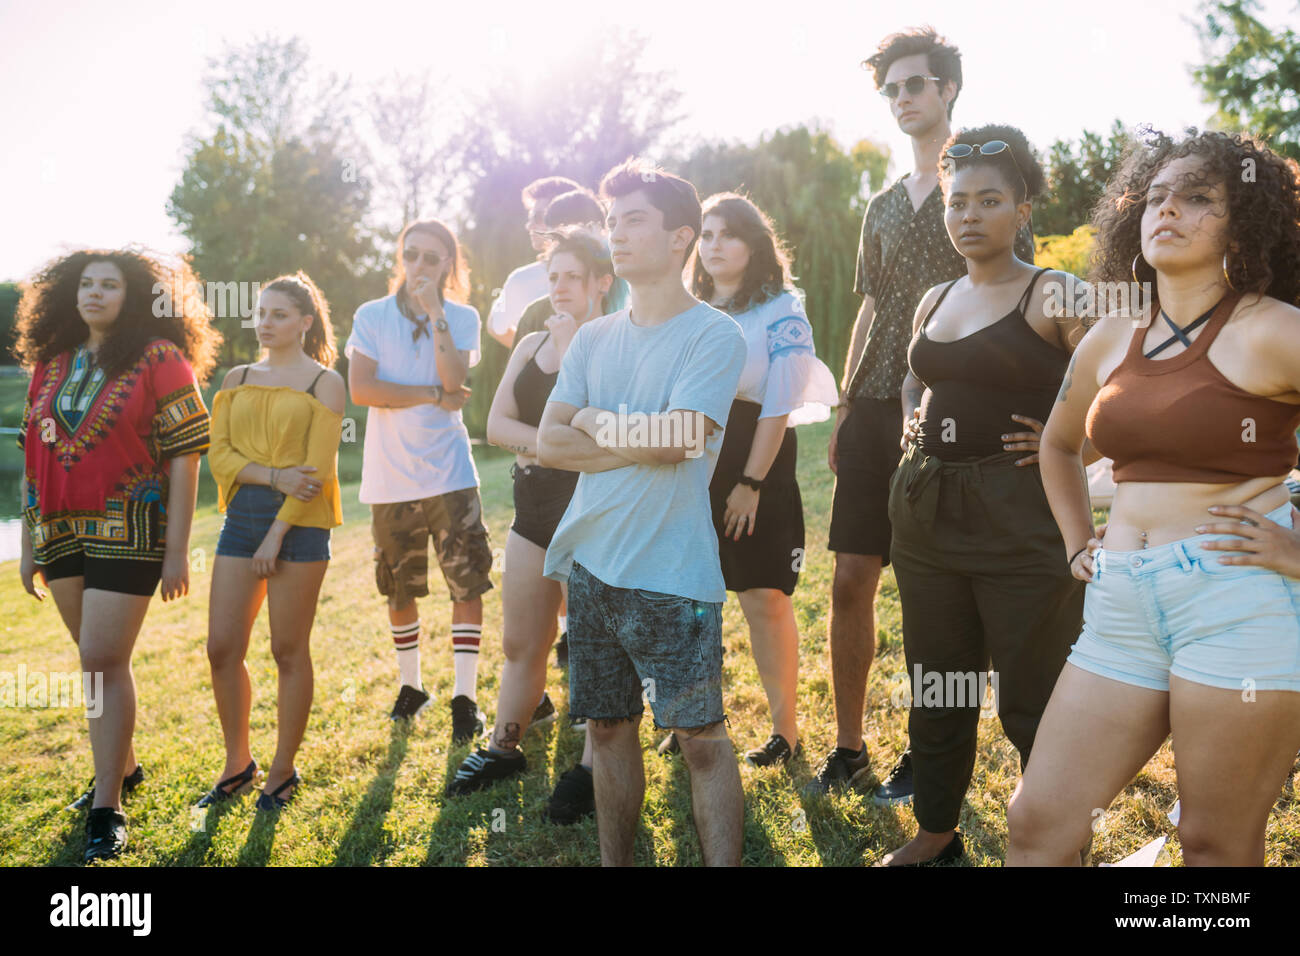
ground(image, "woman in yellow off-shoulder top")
xmin=198 ymin=272 xmax=345 ymax=813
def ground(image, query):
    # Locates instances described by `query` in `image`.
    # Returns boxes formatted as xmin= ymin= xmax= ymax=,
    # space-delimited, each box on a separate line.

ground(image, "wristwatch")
xmin=737 ymin=474 xmax=765 ymax=491
xmin=433 ymin=317 xmax=449 ymax=333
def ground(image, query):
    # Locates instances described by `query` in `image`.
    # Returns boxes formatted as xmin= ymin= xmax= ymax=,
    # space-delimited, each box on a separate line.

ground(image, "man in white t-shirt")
xmin=538 ymin=158 xmax=747 ymax=866
xmin=346 ymin=219 xmax=494 ymax=744
xmin=486 ymin=176 xmax=581 ymax=349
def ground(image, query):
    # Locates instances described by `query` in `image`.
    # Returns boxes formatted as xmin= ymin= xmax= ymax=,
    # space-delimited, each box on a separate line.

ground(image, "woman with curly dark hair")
xmin=199 ymin=272 xmax=345 ymax=814
xmin=13 ymin=248 xmax=220 ymax=862
xmin=653 ymin=193 xmax=836 ymax=768
xmin=880 ymin=125 xmax=1092 ymax=865
xmin=1008 ymin=129 xmax=1300 ymax=866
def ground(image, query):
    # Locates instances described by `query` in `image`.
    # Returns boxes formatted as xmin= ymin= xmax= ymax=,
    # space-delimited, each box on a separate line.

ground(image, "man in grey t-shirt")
xmin=539 ymin=158 xmax=746 ymax=867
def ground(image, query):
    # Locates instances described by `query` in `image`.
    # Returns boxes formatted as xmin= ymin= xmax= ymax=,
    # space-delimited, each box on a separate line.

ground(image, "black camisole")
xmin=513 ymin=332 xmax=556 ymax=428
xmin=907 ymin=268 xmax=1068 ymax=460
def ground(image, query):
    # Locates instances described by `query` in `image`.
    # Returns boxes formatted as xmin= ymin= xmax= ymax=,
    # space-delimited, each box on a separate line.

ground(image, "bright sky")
xmin=2 ymin=0 xmax=1293 ymax=281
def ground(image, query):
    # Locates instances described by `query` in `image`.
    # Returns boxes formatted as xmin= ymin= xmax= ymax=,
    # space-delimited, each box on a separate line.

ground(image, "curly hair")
xmin=261 ymin=271 xmax=337 ymax=367
xmin=862 ymin=26 xmax=962 ymax=119
xmin=12 ymin=248 xmax=222 ymax=383
xmin=939 ymin=124 xmax=1046 ymax=203
xmin=1090 ymin=127 xmax=1300 ymax=305
xmin=690 ymin=192 xmax=796 ymax=313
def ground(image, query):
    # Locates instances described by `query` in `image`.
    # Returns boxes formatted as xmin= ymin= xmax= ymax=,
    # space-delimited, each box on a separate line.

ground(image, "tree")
xmin=676 ymin=126 xmax=887 ymax=379
xmin=168 ymin=36 xmax=385 ymax=367
xmin=1192 ymin=0 xmax=1300 ymax=160
xmin=370 ymin=71 xmax=458 ymax=227
xmin=450 ymin=29 xmax=687 ymax=433
xmin=1035 ymin=122 xmax=1130 ymax=237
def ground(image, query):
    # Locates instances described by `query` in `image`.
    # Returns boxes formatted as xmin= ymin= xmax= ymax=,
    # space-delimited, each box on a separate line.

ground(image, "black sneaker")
xmin=389 ymin=685 xmax=431 ymax=721
xmin=801 ymin=744 xmax=871 ymax=797
xmin=544 ymin=764 xmax=594 ymax=825
xmin=744 ymin=734 xmax=802 ymax=769
xmin=872 ymin=749 xmax=914 ymax=806
xmin=446 ymin=748 xmax=526 ymax=797
xmin=67 ymin=764 xmax=145 ymax=812
xmin=84 ymin=807 xmax=127 ymax=863
xmin=656 ymin=732 xmax=680 ymax=757
xmin=450 ymin=695 xmax=485 ymax=746
xmin=531 ymin=692 xmax=557 ymax=730
xmin=555 ymin=631 xmax=569 ymax=669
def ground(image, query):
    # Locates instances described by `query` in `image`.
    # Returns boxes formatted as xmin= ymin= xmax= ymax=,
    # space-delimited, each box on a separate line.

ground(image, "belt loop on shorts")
xmin=1173 ymin=540 xmax=1193 ymax=572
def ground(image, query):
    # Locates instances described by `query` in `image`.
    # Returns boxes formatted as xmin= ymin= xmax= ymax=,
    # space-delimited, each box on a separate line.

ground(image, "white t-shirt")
xmin=345 ymin=293 xmax=482 ymax=504
xmin=487 ymin=260 xmax=548 ymax=337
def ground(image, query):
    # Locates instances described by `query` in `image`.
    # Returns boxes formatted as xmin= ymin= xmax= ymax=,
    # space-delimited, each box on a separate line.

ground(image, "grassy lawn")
xmin=1 ymin=416 xmax=1297 ymax=867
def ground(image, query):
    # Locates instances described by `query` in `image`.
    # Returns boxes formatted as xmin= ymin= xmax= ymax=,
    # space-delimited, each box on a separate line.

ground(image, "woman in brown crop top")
xmin=1009 ymin=130 xmax=1300 ymax=866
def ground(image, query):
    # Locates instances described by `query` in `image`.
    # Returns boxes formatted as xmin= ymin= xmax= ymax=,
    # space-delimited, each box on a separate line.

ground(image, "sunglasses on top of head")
xmin=879 ymin=74 xmax=942 ymax=99
xmin=944 ymin=141 xmax=1027 ymax=192
xmin=402 ymin=248 xmax=446 ymax=267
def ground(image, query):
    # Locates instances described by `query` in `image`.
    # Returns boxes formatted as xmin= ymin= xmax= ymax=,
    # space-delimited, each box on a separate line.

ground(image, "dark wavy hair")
xmin=12 ymin=248 xmax=221 ymax=383
xmin=389 ymin=218 xmax=471 ymax=313
xmin=261 ymin=271 xmax=337 ymax=367
xmin=1090 ymin=127 xmax=1300 ymax=305
xmin=939 ymin=123 xmax=1045 ymax=204
xmin=863 ymin=26 xmax=963 ymax=119
xmin=690 ymin=193 xmax=796 ymax=313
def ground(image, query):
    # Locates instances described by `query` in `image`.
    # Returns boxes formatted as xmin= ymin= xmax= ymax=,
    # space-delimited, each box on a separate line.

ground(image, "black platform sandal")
xmin=256 ymin=771 xmax=300 ymax=812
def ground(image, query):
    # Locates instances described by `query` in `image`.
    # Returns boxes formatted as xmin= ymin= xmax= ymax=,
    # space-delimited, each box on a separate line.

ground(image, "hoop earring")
xmin=1222 ymin=253 xmax=1238 ymax=293
xmin=1131 ymin=252 xmax=1149 ymax=285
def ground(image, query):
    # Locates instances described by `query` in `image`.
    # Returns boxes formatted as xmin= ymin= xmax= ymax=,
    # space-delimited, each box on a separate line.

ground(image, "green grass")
xmin=1 ymin=417 xmax=1297 ymax=866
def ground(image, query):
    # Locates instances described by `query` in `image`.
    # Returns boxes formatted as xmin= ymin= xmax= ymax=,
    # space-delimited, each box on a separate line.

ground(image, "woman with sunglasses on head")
xmin=446 ymin=226 xmax=618 ymax=824
xmin=655 ymin=193 xmax=838 ymax=768
xmin=199 ymin=272 xmax=345 ymax=813
xmin=15 ymin=249 xmax=219 ymax=862
xmin=1008 ymin=129 xmax=1300 ymax=866
xmin=882 ymin=125 xmax=1092 ymax=866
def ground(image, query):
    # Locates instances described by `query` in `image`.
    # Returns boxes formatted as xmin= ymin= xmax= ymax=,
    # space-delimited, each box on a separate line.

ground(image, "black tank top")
xmin=907 ymin=268 xmax=1067 ymax=460
xmin=513 ymin=332 xmax=556 ymax=428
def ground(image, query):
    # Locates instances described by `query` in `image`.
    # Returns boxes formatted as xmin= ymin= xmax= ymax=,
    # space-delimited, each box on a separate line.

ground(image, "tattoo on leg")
xmin=496 ymin=722 xmax=521 ymax=749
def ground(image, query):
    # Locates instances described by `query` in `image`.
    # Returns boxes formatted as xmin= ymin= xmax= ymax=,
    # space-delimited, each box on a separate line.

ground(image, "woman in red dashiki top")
xmin=13 ymin=249 xmax=221 ymax=864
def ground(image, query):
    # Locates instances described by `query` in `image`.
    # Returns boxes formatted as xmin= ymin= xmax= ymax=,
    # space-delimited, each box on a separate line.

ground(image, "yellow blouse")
xmin=208 ymin=385 xmax=343 ymax=529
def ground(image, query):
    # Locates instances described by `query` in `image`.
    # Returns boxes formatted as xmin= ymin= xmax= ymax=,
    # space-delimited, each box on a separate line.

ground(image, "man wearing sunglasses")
xmin=487 ymin=176 xmax=583 ymax=349
xmin=814 ymin=26 xmax=1035 ymax=804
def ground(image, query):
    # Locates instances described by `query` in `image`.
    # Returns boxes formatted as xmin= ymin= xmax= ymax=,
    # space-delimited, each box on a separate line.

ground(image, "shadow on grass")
xmin=235 ymin=807 xmax=280 ymax=866
xmin=45 ymin=807 xmax=90 ymax=867
xmin=329 ymin=723 xmax=413 ymax=866
xmin=171 ymin=794 xmax=254 ymax=865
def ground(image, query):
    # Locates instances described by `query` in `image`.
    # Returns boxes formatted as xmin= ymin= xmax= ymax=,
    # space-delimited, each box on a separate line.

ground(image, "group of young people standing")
xmin=15 ymin=24 xmax=1300 ymax=867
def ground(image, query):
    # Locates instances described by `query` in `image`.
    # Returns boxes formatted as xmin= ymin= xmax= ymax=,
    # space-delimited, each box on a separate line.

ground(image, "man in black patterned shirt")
xmin=810 ymin=26 xmax=1035 ymax=804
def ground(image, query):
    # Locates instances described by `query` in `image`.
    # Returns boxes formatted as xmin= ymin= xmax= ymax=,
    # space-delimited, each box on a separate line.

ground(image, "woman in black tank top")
xmin=881 ymin=125 xmax=1095 ymax=866
xmin=447 ymin=227 xmax=615 ymax=808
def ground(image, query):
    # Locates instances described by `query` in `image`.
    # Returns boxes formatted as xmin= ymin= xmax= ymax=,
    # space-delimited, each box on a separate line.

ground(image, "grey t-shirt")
xmin=542 ymin=301 xmax=746 ymax=603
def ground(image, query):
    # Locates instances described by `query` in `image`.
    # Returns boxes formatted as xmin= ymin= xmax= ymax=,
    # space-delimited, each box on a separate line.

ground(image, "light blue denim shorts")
xmin=1067 ymin=501 xmax=1300 ymax=693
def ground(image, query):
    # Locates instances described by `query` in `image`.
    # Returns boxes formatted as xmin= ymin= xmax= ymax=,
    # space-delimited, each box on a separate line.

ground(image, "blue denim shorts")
xmin=216 ymin=484 xmax=331 ymax=562
xmin=1068 ymin=501 xmax=1300 ymax=693
xmin=566 ymin=562 xmax=725 ymax=730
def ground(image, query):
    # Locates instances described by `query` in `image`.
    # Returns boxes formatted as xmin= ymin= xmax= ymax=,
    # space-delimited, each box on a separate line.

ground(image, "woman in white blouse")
xmin=658 ymin=192 xmax=838 ymax=768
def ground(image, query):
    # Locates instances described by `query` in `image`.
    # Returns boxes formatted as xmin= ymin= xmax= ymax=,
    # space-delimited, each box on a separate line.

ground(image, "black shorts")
xmin=509 ymin=464 xmax=579 ymax=550
xmin=37 ymin=553 xmax=163 ymax=596
xmin=828 ymin=397 xmax=903 ymax=564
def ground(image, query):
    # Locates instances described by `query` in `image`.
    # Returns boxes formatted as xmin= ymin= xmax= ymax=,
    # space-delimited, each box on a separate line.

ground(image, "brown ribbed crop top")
xmin=1086 ymin=292 xmax=1300 ymax=482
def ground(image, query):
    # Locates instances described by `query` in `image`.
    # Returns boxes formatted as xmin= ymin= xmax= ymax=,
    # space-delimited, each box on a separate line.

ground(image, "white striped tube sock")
xmin=451 ymin=623 xmax=482 ymax=701
xmin=392 ymin=620 xmax=421 ymax=689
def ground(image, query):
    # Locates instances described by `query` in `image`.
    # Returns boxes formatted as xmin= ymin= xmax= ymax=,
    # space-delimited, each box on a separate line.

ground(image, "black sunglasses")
xmin=879 ymin=74 xmax=942 ymax=99
xmin=403 ymin=248 xmax=446 ymax=267
xmin=944 ymin=141 xmax=1027 ymax=190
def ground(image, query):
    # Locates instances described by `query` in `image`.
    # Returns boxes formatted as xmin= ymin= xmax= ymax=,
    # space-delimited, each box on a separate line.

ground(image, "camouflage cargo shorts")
xmin=370 ymin=487 xmax=494 ymax=606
